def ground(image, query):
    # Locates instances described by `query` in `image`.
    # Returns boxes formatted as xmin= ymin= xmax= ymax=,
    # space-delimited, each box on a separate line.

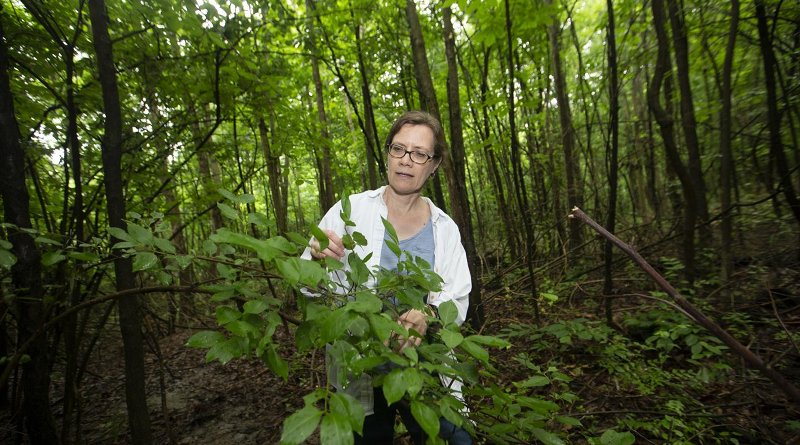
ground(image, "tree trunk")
xmin=719 ymin=0 xmax=740 ymax=289
xmin=667 ymin=0 xmax=711 ymax=240
xmin=504 ymin=0 xmax=540 ymax=322
xmin=0 ymin=17 xmax=60 ymax=445
xmin=351 ymin=7 xmax=384 ymax=185
xmin=603 ymin=0 xmax=620 ymax=326
xmin=306 ymin=0 xmax=335 ymax=213
xmin=755 ymin=0 xmax=800 ymax=225
xmin=648 ymin=0 xmax=697 ymax=283
xmin=259 ymin=117 xmax=288 ymax=233
xmin=442 ymin=4 xmax=484 ymax=329
xmin=404 ymin=0 xmax=447 ymax=212
xmin=87 ymin=1 xmax=153 ymax=443
xmin=546 ymin=0 xmax=583 ymax=253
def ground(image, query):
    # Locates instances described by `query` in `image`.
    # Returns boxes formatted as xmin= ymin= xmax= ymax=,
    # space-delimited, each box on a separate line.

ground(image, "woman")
xmin=303 ymin=111 xmax=472 ymax=444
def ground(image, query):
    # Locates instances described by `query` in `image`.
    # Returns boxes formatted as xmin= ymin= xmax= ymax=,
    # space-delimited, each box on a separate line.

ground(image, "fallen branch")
xmin=569 ymin=207 xmax=800 ymax=404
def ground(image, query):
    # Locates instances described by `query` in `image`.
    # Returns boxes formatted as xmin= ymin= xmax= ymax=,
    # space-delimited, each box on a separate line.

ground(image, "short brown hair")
xmin=384 ymin=110 xmax=448 ymax=160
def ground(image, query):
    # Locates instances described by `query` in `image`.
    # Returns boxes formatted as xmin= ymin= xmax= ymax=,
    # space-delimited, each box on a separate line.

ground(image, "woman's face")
xmin=386 ymin=124 xmax=440 ymax=196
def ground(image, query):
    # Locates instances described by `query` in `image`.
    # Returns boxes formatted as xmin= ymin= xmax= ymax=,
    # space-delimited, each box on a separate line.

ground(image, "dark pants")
xmin=354 ymin=388 xmax=472 ymax=445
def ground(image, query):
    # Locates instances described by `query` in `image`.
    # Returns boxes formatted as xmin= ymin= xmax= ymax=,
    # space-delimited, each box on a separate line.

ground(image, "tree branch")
xmin=569 ymin=206 xmax=800 ymax=405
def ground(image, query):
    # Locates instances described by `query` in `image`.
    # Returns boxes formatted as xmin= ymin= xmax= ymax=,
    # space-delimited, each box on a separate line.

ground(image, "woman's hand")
xmin=394 ymin=309 xmax=429 ymax=351
xmin=309 ymin=229 xmax=345 ymax=260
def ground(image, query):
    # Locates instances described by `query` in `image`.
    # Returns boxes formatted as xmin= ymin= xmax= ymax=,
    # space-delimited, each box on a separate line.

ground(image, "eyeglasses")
xmin=387 ymin=143 xmax=437 ymax=164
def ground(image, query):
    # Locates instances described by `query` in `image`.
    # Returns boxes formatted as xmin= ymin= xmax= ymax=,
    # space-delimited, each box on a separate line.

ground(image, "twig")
xmin=569 ymin=207 xmax=800 ymax=405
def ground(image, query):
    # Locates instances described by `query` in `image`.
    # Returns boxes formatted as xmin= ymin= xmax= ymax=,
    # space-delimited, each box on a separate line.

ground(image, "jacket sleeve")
xmin=430 ymin=222 xmax=471 ymax=326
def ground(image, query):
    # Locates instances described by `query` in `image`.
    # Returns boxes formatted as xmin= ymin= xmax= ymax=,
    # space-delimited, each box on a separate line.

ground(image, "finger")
xmin=324 ymin=230 xmax=346 ymax=258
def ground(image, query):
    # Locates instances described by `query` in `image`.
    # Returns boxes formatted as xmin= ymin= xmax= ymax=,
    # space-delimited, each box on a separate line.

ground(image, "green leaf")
xmin=381 ymin=217 xmax=398 ymax=244
xmin=128 ymin=223 xmax=154 ymax=245
xmin=466 ymin=334 xmax=511 ymax=349
xmin=320 ymin=411 xmax=352 ymax=445
xmin=438 ymin=301 xmax=459 ymax=326
xmin=186 ymin=330 xmax=226 ymax=348
xmin=352 ymin=231 xmax=367 ymax=246
xmin=402 ymin=368 xmax=423 ymax=397
xmin=107 ymin=226 xmax=133 ymax=242
xmin=330 ymin=392 xmax=365 ymax=435
xmin=280 ymin=405 xmax=322 ymax=445
xmin=410 ymin=400 xmax=439 ymax=439
xmin=206 ymin=337 xmax=241 ymax=364
xmin=133 ymin=251 xmax=159 ymax=272
xmin=35 ymin=236 xmax=60 ymax=245
xmin=347 ymin=292 xmax=382 ymax=314
xmin=202 ymin=239 xmax=217 ymax=255
xmin=0 ymin=249 xmax=16 ymax=268
xmin=532 ymin=428 xmax=565 ymax=445
xmin=247 ymin=212 xmax=272 ymax=228
xmin=459 ymin=338 xmax=489 ymax=364
xmin=216 ymin=306 xmax=241 ymax=325
xmin=0 ymin=240 xmax=12 ymax=249
xmin=153 ymin=237 xmax=176 ymax=254
xmin=276 ymin=257 xmax=301 ymax=284
xmin=264 ymin=344 xmax=288 ymax=381
xmin=68 ymin=251 xmax=100 ymax=262
xmin=310 ymin=226 xmax=329 ymax=252
xmin=243 ymin=299 xmax=268 ymax=314
xmin=600 ymin=429 xmax=635 ymax=445
xmin=383 ymin=369 xmax=406 ymax=405
xmin=217 ymin=202 xmax=239 ymax=220
xmin=41 ymin=251 xmax=66 ymax=266
xmin=555 ymin=415 xmax=582 ymax=427
xmin=440 ymin=329 xmax=464 ymax=349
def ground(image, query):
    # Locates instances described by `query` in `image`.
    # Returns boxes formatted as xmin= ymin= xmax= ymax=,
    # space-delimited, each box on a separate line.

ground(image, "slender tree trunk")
xmin=667 ymin=0 xmax=711 ymax=240
xmin=306 ymin=0 xmax=335 ymax=212
xmin=0 ymin=17 xmax=60 ymax=445
xmin=351 ymin=6 xmax=384 ymax=185
xmin=504 ymin=0 xmax=540 ymax=322
xmin=546 ymin=0 xmax=583 ymax=253
xmin=648 ymin=0 xmax=697 ymax=283
xmin=719 ymin=0 xmax=740 ymax=289
xmin=404 ymin=0 xmax=447 ymax=212
xmin=259 ymin=117 xmax=288 ymax=233
xmin=755 ymin=0 xmax=800 ymax=225
xmin=442 ymin=4 xmax=483 ymax=329
xmin=87 ymin=1 xmax=153 ymax=443
xmin=603 ymin=0 xmax=620 ymax=327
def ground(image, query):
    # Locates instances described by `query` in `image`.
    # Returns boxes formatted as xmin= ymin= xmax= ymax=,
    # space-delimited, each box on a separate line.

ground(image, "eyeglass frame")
xmin=386 ymin=143 xmax=439 ymax=165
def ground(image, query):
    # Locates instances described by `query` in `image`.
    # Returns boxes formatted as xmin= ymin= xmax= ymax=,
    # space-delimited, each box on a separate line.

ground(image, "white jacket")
xmin=301 ymin=186 xmax=471 ymax=325
xmin=301 ymin=186 xmax=472 ymax=414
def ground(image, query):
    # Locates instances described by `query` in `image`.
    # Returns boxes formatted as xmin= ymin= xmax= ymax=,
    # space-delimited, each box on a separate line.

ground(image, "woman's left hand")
xmin=395 ymin=309 xmax=428 ymax=352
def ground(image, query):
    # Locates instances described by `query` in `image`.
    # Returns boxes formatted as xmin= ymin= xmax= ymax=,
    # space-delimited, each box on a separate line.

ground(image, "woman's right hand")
xmin=309 ymin=229 xmax=345 ymax=260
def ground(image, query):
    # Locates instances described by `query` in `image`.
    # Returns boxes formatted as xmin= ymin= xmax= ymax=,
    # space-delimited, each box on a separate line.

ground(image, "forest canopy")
xmin=1 ymin=0 xmax=799 ymax=443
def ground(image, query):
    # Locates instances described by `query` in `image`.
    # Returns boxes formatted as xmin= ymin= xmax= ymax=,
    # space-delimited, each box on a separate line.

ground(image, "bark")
xmin=755 ymin=0 xmax=800 ymax=225
xmin=647 ymin=0 xmax=697 ymax=283
xmin=87 ymin=0 xmax=153 ymax=443
xmin=404 ymin=0 xmax=447 ymax=212
xmin=719 ymin=0 xmax=740 ymax=287
xmin=306 ymin=0 xmax=335 ymax=213
xmin=0 ymin=16 xmax=60 ymax=445
xmin=666 ymin=0 xmax=711 ymax=239
xmin=351 ymin=6 xmax=384 ymax=184
xmin=442 ymin=4 xmax=483 ymax=329
xmin=603 ymin=0 xmax=620 ymax=326
xmin=546 ymin=0 xmax=583 ymax=253
xmin=504 ymin=0 xmax=539 ymax=322
xmin=259 ymin=117 xmax=287 ymax=233
xmin=477 ymin=47 xmax=516 ymax=259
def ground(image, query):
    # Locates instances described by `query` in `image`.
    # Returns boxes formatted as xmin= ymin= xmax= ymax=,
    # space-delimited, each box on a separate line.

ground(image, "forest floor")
xmin=2 ymin=226 xmax=800 ymax=444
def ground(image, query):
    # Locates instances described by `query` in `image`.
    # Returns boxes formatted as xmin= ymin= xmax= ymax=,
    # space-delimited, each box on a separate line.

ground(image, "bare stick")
xmin=569 ymin=207 xmax=800 ymax=404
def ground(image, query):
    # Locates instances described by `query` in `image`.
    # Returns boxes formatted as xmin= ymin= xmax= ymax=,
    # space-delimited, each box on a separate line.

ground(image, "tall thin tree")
xmin=87 ymin=0 xmax=153 ymax=442
xmin=0 ymin=14 xmax=60 ymax=445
